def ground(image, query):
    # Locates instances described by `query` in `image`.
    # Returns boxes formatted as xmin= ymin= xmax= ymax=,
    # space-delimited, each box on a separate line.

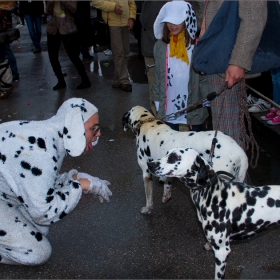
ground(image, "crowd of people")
xmin=0 ymin=0 xmax=280 ymax=265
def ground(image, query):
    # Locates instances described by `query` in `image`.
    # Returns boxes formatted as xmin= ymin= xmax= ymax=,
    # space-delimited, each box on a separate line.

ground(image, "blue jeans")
xmin=5 ymin=44 xmax=19 ymax=78
xmin=24 ymin=14 xmax=42 ymax=50
xmin=271 ymin=67 xmax=280 ymax=106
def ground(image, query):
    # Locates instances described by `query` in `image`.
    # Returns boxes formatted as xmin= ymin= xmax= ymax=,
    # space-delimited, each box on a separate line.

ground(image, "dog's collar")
xmin=192 ymin=173 xmax=218 ymax=191
xmin=134 ymin=117 xmax=158 ymax=133
xmin=192 ymin=171 xmax=235 ymax=191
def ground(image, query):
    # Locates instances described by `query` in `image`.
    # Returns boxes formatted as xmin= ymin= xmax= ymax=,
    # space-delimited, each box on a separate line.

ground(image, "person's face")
xmin=84 ymin=113 xmax=101 ymax=153
xmin=167 ymin=22 xmax=185 ymax=35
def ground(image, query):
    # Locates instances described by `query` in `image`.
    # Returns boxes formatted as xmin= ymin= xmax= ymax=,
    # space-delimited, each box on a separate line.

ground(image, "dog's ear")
xmin=122 ymin=111 xmax=130 ymax=131
xmin=196 ymin=156 xmax=210 ymax=184
xmin=63 ymin=107 xmax=86 ymax=157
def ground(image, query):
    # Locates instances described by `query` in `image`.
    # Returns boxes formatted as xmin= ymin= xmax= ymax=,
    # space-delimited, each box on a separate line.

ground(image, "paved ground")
xmin=1 ymin=22 xmax=280 ymax=279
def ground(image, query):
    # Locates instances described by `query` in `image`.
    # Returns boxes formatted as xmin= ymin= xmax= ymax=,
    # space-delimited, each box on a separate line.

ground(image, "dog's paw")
xmin=203 ymin=242 xmax=212 ymax=251
xmin=162 ymin=194 xmax=172 ymax=203
xmin=140 ymin=206 xmax=153 ymax=214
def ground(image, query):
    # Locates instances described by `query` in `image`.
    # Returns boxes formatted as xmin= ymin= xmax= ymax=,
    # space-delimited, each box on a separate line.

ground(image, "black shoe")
xmin=82 ymin=55 xmax=93 ymax=61
xmin=76 ymin=80 xmax=91 ymax=90
xmin=112 ymin=83 xmax=122 ymax=88
xmin=33 ymin=48 xmax=41 ymax=54
xmin=53 ymin=80 xmax=66 ymax=90
xmin=121 ymin=84 xmax=132 ymax=92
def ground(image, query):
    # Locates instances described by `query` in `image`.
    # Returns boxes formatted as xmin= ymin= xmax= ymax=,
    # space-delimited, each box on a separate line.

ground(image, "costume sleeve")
xmin=24 ymin=168 xmax=83 ymax=226
xmin=1 ymin=157 xmax=83 ymax=226
xmin=128 ymin=0 xmax=137 ymax=20
xmin=229 ymin=0 xmax=267 ymax=71
xmin=92 ymin=0 xmax=116 ymax=12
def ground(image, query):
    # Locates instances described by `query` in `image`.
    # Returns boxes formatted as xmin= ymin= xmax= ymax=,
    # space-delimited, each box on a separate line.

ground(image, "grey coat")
xmin=153 ymin=40 xmax=209 ymax=126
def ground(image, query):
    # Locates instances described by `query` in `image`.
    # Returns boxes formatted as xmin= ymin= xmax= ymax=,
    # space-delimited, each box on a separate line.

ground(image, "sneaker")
xmin=260 ymin=110 xmax=277 ymax=120
xmin=247 ymin=94 xmax=258 ymax=107
xmin=104 ymin=49 xmax=112 ymax=56
xmin=248 ymin=99 xmax=271 ymax=113
xmin=267 ymin=115 xmax=280 ymax=125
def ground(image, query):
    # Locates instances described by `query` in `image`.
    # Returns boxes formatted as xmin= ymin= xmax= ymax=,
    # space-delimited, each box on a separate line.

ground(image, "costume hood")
xmin=154 ymin=1 xmax=197 ymax=40
xmin=53 ymin=98 xmax=98 ymax=157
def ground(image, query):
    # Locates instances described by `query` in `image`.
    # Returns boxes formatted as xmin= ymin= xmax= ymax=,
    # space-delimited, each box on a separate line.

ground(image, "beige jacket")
xmin=92 ymin=0 xmax=136 ymax=27
xmin=0 ymin=1 xmax=15 ymax=11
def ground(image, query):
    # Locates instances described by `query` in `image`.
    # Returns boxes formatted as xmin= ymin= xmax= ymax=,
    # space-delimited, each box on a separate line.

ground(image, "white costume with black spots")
xmin=0 ymin=98 xmax=98 ymax=265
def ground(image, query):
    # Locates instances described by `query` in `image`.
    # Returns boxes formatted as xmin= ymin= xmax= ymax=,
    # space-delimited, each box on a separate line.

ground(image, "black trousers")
xmin=47 ymin=32 xmax=87 ymax=80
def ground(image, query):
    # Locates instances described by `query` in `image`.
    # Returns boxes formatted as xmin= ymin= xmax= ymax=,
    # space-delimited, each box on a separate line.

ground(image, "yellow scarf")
xmin=169 ymin=31 xmax=189 ymax=65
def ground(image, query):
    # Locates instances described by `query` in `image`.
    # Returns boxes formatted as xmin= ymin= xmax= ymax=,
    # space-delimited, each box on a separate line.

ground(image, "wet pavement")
xmin=1 ymin=23 xmax=280 ymax=279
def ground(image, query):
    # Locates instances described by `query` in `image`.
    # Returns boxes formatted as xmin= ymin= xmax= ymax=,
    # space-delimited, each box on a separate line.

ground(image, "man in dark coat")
xmin=75 ymin=1 xmax=93 ymax=61
xmin=140 ymin=1 xmax=167 ymax=115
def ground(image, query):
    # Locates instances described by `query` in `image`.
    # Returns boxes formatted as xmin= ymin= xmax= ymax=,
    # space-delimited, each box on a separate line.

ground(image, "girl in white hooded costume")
xmin=0 ymin=98 xmax=112 ymax=265
xmin=152 ymin=1 xmax=209 ymax=132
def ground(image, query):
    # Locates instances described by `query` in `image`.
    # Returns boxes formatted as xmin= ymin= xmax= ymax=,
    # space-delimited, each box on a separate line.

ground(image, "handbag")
xmin=192 ymin=1 xmax=280 ymax=74
xmin=0 ymin=8 xmax=20 ymax=45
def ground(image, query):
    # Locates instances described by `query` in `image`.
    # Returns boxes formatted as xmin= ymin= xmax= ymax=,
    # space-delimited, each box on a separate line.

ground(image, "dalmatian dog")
xmin=147 ymin=147 xmax=280 ymax=279
xmin=122 ymin=106 xmax=248 ymax=214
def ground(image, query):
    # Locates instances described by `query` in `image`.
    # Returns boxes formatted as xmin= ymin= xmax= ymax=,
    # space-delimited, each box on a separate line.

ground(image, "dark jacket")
xmin=19 ymin=1 xmax=44 ymax=16
xmin=46 ymin=1 xmax=78 ymax=35
xmin=75 ymin=1 xmax=91 ymax=46
xmin=140 ymin=1 xmax=167 ymax=58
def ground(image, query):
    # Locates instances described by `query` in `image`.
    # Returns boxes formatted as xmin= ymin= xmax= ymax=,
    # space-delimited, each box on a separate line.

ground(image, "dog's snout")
xmin=147 ymin=161 xmax=160 ymax=173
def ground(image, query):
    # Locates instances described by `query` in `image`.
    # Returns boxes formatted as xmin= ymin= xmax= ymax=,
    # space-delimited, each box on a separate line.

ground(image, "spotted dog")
xmin=122 ymin=106 xmax=248 ymax=214
xmin=147 ymin=147 xmax=280 ymax=279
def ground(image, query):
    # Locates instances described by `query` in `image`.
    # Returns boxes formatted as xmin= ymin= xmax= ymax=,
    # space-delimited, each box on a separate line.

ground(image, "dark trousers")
xmin=47 ymin=32 xmax=87 ymax=80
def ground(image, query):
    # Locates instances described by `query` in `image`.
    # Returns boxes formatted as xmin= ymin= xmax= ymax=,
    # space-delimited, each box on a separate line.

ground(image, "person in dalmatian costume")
xmin=0 ymin=98 xmax=112 ymax=265
xmin=153 ymin=1 xmax=209 ymax=132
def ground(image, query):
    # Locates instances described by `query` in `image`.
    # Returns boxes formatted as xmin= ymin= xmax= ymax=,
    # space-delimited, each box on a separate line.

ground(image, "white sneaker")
xmin=247 ymin=94 xmax=258 ymax=107
xmin=104 ymin=49 xmax=112 ymax=56
xmin=248 ymin=99 xmax=271 ymax=113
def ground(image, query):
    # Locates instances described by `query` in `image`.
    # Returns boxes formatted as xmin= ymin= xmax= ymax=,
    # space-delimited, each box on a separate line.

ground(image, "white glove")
xmin=77 ymin=172 xmax=112 ymax=202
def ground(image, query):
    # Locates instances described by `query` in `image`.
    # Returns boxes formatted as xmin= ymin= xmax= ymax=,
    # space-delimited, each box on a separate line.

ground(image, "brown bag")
xmin=0 ymin=9 xmax=12 ymax=31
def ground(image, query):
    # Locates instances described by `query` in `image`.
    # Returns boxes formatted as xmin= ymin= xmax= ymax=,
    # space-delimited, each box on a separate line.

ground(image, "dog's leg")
xmin=213 ymin=244 xmax=231 ymax=279
xmin=159 ymin=176 xmax=166 ymax=184
xmin=162 ymin=177 xmax=173 ymax=203
xmin=140 ymin=171 xmax=153 ymax=214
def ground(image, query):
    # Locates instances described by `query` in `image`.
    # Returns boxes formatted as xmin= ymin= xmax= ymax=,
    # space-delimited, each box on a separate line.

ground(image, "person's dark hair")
xmin=162 ymin=22 xmax=194 ymax=46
